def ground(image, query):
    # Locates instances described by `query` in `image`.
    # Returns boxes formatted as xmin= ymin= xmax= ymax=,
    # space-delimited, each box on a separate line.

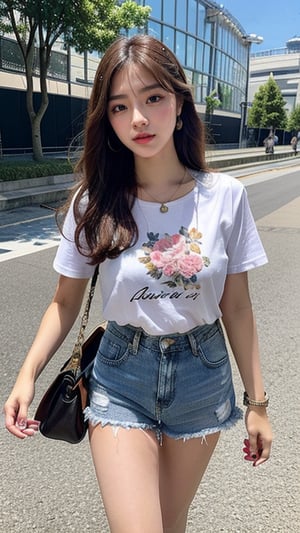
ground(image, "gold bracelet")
xmin=243 ymin=391 xmax=269 ymax=407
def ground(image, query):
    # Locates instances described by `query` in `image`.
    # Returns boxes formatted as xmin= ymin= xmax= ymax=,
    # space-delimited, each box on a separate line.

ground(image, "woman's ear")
xmin=176 ymin=102 xmax=183 ymax=116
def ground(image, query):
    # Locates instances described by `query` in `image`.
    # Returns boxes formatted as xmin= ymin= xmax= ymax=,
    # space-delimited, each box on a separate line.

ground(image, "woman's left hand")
xmin=243 ymin=407 xmax=273 ymax=467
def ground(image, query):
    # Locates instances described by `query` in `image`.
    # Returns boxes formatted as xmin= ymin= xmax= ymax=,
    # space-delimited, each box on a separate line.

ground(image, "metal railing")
xmin=251 ymin=47 xmax=300 ymax=58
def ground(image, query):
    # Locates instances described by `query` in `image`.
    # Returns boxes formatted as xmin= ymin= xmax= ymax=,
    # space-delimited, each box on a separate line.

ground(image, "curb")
xmin=206 ymin=150 xmax=295 ymax=168
xmin=0 ymin=173 xmax=73 ymax=193
xmin=0 ymin=151 xmax=297 ymax=211
xmin=0 ymin=174 xmax=74 ymax=211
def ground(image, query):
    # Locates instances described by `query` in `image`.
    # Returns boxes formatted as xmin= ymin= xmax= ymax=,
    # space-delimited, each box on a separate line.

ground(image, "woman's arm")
xmin=4 ymin=275 xmax=89 ymax=439
xmin=220 ymin=271 xmax=272 ymax=466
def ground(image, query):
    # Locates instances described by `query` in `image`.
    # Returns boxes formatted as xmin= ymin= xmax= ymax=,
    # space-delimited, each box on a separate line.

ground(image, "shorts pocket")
xmin=97 ymin=331 xmax=131 ymax=366
xmin=196 ymin=324 xmax=229 ymax=368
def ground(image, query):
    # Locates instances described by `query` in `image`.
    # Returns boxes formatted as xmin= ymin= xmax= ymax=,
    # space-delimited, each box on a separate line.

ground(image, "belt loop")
xmin=132 ymin=329 xmax=142 ymax=355
xmin=187 ymin=332 xmax=198 ymax=356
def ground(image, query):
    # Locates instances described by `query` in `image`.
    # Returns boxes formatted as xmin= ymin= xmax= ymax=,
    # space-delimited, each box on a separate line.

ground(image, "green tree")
xmin=204 ymin=89 xmax=221 ymax=142
xmin=205 ymin=89 xmax=221 ymax=117
xmin=248 ymin=75 xmax=287 ymax=130
xmin=287 ymin=104 xmax=300 ymax=132
xmin=0 ymin=1 xmax=150 ymax=161
xmin=247 ymin=85 xmax=266 ymax=127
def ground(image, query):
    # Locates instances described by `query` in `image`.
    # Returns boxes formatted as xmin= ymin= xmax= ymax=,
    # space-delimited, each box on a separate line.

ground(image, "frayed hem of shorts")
xmin=84 ymin=405 xmax=243 ymax=442
xmin=163 ymin=406 xmax=243 ymax=442
xmin=84 ymin=407 xmax=156 ymax=432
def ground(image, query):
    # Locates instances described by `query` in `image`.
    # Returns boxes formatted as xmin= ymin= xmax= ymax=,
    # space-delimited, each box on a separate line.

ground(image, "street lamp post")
xmin=239 ymin=34 xmax=263 ymax=148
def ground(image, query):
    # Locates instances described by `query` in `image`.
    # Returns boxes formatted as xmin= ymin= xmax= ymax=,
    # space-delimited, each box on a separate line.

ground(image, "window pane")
xmin=87 ymin=52 xmax=99 ymax=83
xmin=1 ymin=37 xmax=25 ymax=72
xmin=176 ymin=0 xmax=187 ymax=31
xmin=163 ymin=25 xmax=175 ymax=52
xmin=48 ymin=51 xmax=68 ymax=80
xmin=205 ymin=21 xmax=212 ymax=42
xmin=127 ymin=27 xmax=137 ymax=38
xmin=184 ymin=68 xmax=193 ymax=84
xmin=187 ymin=0 xmax=197 ymax=34
xmin=215 ymin=50 xmax=221 ymax=78
xmin=193 ymin=72 xmax=202 ymax=103
xmin=71 ymin=52 xmax=84 ymax=83
xmin=176 ymin=31 xmax=186 ymax=65
xmin=148 ymin=21 xmax=162 ymax=40
xmin=203 ymin=44 xmax=210 ymax=73
xmin=196 ymin=40 xmax=203 ymax=70
xmin=202 ymin=75 xmax=209 ymax=100
xmin=163 ymin=0 xmax=175 ymax=25
xmin=197 ymin=4 xmax=205 ymax=38
xmin=186 ymin=36 xmax=196 ymax=68
xmin=149 ymin=0 xmax=161 ymax=19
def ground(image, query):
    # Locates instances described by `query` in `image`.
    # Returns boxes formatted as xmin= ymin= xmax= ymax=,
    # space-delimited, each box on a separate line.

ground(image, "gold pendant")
xmin=160 ymin=203 xmax=168 ymax=213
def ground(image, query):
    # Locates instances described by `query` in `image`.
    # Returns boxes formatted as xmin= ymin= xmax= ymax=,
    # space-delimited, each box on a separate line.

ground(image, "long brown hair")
xmin=68 ymin=34 xmax=207 ymax=264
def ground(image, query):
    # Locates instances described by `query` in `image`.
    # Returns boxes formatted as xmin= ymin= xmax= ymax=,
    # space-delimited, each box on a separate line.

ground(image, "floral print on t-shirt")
xmin=138 ymin=226 xmax=210 ymax=290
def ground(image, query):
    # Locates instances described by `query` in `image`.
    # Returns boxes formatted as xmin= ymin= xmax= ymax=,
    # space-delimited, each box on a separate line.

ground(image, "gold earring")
xmin=176 ymin=115 xmax=183 ymax=130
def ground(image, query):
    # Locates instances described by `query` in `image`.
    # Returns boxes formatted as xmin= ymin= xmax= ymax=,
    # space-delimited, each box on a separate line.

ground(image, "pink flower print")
xmin=152 ymin=233 xmax=185 ymax=253
xmin=139 ymin=227 xmax=210 ymax=290
xmin=177 ymin=254 xmax=203 ymax=278
xmin=150 ymin=234 xmax=203 ymax=278
xmin=150 ymin=234 xmax=185 ymax=275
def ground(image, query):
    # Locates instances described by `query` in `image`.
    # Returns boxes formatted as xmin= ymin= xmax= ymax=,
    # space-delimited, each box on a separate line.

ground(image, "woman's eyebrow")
xmin=109 ymin=83 xmax=162 ymax=101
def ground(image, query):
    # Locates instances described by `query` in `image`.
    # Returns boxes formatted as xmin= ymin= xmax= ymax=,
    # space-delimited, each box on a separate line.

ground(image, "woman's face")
xmin=107 ymin=64 xmax=181 ymax=160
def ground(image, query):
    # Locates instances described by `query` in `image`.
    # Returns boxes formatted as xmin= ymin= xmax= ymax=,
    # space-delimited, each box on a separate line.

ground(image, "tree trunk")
xmin=24 ymin=40 xmax=49 ymax=161
xmin=31 ymin=115 xmax=44 ymax=161
xmin=29 ymin=79 xmax=49 ymax=162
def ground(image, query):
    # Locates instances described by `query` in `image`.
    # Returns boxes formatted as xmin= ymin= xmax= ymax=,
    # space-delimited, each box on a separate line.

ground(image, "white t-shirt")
xmin=53 ymin=171 xmax=267 ymax=335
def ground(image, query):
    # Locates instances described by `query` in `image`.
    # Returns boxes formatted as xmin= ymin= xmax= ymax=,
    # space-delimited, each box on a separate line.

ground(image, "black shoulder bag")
xmin=35 ymin=266 xmax=105 ymax=444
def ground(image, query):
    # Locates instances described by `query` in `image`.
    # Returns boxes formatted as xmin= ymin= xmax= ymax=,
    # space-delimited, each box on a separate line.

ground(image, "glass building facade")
xmin=0 ymin=0 xmax=251 ymax=150
xmin=0 ymin=0 xmax=249 ymax=114
xmin=133 ymin=0 xmax=249 ymax=115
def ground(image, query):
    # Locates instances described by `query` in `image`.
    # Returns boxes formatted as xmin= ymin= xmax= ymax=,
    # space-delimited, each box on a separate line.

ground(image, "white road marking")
xmin=0 ymin=237 xmax=60 ymax=262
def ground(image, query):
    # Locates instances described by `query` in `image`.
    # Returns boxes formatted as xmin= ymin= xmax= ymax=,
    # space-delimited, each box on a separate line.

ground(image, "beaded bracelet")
xmin=243 ymin=391 xmax=269 ymax=407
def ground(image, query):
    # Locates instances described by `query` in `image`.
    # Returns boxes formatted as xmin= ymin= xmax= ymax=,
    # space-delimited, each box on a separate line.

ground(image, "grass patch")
xmin=0 ymin=159 xmax=73 ymax=181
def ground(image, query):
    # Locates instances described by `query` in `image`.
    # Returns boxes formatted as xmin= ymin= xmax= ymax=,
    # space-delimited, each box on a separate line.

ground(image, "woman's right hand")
xmin=4 ymin=379 xmax=40 ymax=439
xmin=4 ymin=276 xmax=89 ymax=439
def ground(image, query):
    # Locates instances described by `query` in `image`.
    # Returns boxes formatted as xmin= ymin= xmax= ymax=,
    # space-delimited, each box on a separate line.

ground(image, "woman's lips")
xmin=133 ymin=134 xmax=155 ymax=144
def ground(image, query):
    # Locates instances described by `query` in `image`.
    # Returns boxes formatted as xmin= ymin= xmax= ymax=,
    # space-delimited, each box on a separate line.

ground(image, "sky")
xmin=219 ymin=0 xmax=300 ymax=52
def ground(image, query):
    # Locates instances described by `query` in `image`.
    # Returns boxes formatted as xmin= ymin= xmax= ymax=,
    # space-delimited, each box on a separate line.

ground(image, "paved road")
xmin=0 ymin=163 xmax=300 ymax=532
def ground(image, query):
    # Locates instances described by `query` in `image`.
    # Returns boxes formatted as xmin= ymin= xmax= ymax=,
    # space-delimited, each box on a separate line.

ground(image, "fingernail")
xmin=16 ymin=419 xmax=27 ymax=430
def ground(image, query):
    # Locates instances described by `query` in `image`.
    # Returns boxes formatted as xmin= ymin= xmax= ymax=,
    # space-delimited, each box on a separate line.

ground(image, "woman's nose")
xmin=132 ymin=108 xmax=149 ymax=128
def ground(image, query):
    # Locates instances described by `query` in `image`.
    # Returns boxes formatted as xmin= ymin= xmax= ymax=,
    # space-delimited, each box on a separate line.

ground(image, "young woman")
xmin=4 ymin=35 xmax=272 ymax=533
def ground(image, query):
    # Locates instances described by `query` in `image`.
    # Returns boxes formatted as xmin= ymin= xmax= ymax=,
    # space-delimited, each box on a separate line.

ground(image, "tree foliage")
xmin=287 ymin=104 xmax=300 ymax=132
xmin=0 ymin=0 xmax=151 ymax=160
xmin=205 ymin=89 xmax=221 ymax=115
xmin=248 ymin=75 xmax=287 ymax=130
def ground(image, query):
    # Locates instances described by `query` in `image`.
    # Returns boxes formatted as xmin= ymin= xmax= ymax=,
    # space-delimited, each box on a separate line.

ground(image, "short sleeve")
xmin=226 ymin=186 xmax=267 ymax=274
xmin=53 ymin=194 xmax=95 ymax=279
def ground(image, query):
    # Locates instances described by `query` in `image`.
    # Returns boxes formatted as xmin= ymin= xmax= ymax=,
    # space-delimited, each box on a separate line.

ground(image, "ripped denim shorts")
xmin=84 ymin=320 xmax=242 ymax=442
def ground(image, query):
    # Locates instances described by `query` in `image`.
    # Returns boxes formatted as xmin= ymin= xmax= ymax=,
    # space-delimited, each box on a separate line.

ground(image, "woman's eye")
xmin=147 ymin=95 xmax=162 ymax=104
xmin=111 ymin=104 xmax=126 ymax=113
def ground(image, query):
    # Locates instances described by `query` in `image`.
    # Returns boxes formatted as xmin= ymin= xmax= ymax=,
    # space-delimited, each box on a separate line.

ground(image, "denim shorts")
xmin=84 ymin=320 xmax=242 ymax=442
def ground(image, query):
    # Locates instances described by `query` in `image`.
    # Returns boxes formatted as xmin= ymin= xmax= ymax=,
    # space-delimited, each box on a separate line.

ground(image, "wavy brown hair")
xmin=66 ymin=34 xmax=208 ymax=264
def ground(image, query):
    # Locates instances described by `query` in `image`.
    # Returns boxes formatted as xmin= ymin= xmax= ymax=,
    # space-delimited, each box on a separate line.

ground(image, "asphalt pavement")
xmin=0 ymin=161 xmax=299 ymax=532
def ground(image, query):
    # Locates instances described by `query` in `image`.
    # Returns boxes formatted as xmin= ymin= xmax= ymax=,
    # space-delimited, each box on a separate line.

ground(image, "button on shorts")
xmin=84 ymin=320 xmax=242 ymax=441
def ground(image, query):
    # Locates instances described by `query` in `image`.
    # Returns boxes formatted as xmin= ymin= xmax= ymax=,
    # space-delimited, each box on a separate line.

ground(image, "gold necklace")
xmin=138 ymin=167 xmax=187 ymax=213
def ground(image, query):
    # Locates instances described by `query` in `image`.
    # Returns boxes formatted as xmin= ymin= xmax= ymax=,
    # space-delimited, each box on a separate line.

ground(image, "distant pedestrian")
xmin=263 ymin=135 xmax=274 ymax=154
xmin=290 ymin=136 xmax=298 ymax=155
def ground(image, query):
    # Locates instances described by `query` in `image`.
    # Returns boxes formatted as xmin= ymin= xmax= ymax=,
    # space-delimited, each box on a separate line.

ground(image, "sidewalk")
xmin=0 ymin=145 xmax=296 ymax=211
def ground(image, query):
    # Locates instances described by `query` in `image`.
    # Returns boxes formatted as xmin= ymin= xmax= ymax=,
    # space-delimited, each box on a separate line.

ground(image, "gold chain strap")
xmin=67 ymin=266 xmax=99 ymax=371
